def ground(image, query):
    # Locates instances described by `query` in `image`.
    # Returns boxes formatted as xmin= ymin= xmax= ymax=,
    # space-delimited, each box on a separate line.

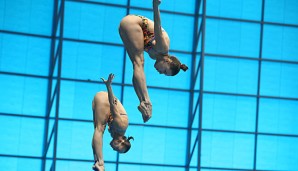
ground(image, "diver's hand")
xmin=92 ymin=160 xmax=105 ymax=171
xmin=153 ymin=0 xmax=161 ymax=5
xmin=101 ymin=73 xmax=114 ymax=87
xmin=92 ymin=164 xmax=104 ymax=171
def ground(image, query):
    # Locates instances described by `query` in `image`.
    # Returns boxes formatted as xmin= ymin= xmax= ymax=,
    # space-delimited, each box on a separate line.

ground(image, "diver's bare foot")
xmin=138 ymin=101 xmax=152 ymax=123
xmin=92 ymin=161 xmax=104 ymax=171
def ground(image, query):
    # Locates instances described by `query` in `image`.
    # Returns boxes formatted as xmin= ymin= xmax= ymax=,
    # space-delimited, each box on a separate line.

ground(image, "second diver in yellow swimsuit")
xmin=92 ymin=73 xmax=134 ymax=171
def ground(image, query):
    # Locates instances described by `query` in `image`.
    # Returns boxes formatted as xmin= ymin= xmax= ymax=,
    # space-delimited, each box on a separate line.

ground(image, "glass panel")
xmin=263 ymin=25 xmax=298 ymax=62
xmin=0 ymin=75 xmax=47 ymax=116
xmin=204 ymin=57 xmax=259 ymax=94
xmin=201 ymin=131 xmax=254 ymax=169
xmin=123 ymin=86 xmax=189 ymax=127
xmin=0 ymin=157 xmax=42 ymax=171
xmin=202 ymin=170 xmax=246 ymax=171
xmin=259 ymin=98 xmax=298 ymax=135
xmin=203 ymin=94 xmax=256 ymax=132
xmin=257 ymin=135 xmax=298 ymax=170
xmin=131 ymin=0 xmax=196 ymax=14
xmin=119 ymin=125 xmax=187 ymax=165
xmin=119 ymin=164 xmax=185 ymax=171
xmin=207 ymin=0 xmax=262 ymax=20
xmin=57 ymin=120 xmax=98 ymax=160
xmin=162 ymin=13 xmax=194 ymax=52
xmin=59 ymin=80 xmax=122 ymax=120
xmin=264 ymin=0 xmax=298 ymax=25
xmin=260 ymin=62 xmax=298 ymax=98
xmin=0 ymin=116 xmax=44 ymax=156
xmin=56 ymin=160 xmax=106 ymax=171
xmin=0 ymin=0 xmax=53 ymax=35
xmin=121 ymin=86 xmax=140 ymax=121
xmin=0 ymin=33 xmax=50 ymax=76
xmin=128 ymin=9 xmax=152 ymax=20
xmin=129 ymin=9 xmax=194 ymax=52
xmin=205 ymin=19 xmax=260 ymax=58
xmin=87 ymin=0 xmax=127 ymax=5
xmin=64 ymin=1 xmax=126 ymax=43
xmin=62 ymin=41 xmax=125 ymax=82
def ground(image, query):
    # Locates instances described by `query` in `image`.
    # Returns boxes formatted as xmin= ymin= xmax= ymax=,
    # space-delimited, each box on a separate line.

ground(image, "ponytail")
xmin=180 ymin=64 xmax=188 ymax=71
xmin=169 ymin=55 xmax=188 ymax=75
xmin=121 ymin=136 xmax=134 ymax=153
xmin=127 ymin=136 xmax=134 ymax=141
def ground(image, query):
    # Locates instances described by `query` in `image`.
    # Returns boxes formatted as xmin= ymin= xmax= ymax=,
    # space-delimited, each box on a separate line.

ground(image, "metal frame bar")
xmin=2 ymin=27 xmax=298 ymax=65
xmin=116 ymin=0 xmax=131 ymax=170
xmin=186 ymin=0 xmax=207 ymax=170
xmin=0 ymin=153 xmax=283 ymax=171
xmin=64 ymin=0 xmax=298 ymax=28
xmin=2 ymin=31 xmax=298 ymax=65
xmin=3 ymin=111 xmax=298 ymax=138
xmin=254 ymin=0 xmax=266 ymax=169
xmin=3 ymin=69 xmax=298 ymax=100
xmin=42 ymin=0 xmax=60 ymax=170
xmin=67 ymin=0 xmax=194 ymax=17
xmin=188 ymin=133 xmax=199 ymax=166
xmin=51 ymin=0 xmax=65 ymax=170
xmin=204 ymin=53 xmax=298 ymax=65
xmin=197 ymin=1 xmax=206 ymax=170
xmin=0 ymin=29 xmax=52 ymax=39
xmin=192 ymin=52 xmax=202 ymax=89
xmin=42 ymin=121 xmax=58 ymax=166
xmin=0 ymin=154 xmax=285 ymax=171
xmin=185 ymin=0 xmax=201 ymax=170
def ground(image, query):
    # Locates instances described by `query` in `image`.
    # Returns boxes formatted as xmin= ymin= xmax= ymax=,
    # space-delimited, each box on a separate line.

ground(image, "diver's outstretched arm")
xmin=92 ymin=130 xmax=105 ymax=171
xmin=153 ymin=0 xmax=169 ymax=53
xmin=92 ymin=99 xmax=105 ymax=171
xmin=101 ymin=73 xmax=120 ymax=119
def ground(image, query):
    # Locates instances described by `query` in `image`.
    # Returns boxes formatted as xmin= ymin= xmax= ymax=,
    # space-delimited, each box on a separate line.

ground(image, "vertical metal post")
xmin=119 ymin=0 xmax=131 ymax=103
xmin=42 ymin=0 xmax=59 ymax=170
xmin=197 ymin=0 xmax=206 ymax=170
xmin=52 ymin=0 xmax=65 ymax=170
xmin=117 ymin=1 xmax=131 ymax=170
xmin=253 ymin=0 xmax=265 ymax=169
xmin=185 ymin=0 xmax=201 ymax=170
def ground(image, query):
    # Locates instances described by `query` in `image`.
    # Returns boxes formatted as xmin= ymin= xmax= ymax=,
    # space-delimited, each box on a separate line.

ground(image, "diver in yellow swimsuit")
xmin=118 ymin=0 xmax=188 ymax=123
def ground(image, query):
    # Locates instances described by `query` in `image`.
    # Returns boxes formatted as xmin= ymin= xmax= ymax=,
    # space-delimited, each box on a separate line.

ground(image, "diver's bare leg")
xmin=119 ymin=17 xmax=152 ymax=122
xmin=131 ymin=56 xmax=152 ymax=123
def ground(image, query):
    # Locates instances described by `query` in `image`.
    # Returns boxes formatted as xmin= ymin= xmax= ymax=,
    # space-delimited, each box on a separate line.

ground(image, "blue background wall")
xmin=0 ymin=0 xmax=298 ymax=171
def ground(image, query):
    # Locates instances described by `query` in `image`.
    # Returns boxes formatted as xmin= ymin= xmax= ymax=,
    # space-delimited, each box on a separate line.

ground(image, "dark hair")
xmin=121 ymin=136 xmax=134 ymax=153
xmin=168 ymin=56 xmax=188 ymax=76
